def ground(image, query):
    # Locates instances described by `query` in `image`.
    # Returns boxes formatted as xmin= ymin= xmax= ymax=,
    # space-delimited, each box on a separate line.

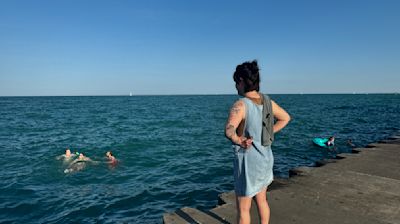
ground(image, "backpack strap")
xmin=261 ymin=94 xmax=274 ymax=146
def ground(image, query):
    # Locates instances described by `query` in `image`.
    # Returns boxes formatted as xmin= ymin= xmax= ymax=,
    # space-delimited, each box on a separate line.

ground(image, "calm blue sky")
xmin=1 ymin=0 xmax=399 ymax=96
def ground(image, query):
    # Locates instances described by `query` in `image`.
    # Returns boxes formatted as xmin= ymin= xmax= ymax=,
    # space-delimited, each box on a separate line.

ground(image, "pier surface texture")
xmin=163 ymin=135 xmax=400 ymax=224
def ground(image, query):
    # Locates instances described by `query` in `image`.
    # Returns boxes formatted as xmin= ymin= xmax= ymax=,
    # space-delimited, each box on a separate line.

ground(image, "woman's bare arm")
xmin=271 ymin=100 xmax=291 ymax=133
xmin=225 ymin=100 xmax=252 ymax=148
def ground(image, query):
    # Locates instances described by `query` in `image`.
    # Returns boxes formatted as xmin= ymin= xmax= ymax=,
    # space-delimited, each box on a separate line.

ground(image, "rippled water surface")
xmin=0 ymin=94 xmax=399 ymax=223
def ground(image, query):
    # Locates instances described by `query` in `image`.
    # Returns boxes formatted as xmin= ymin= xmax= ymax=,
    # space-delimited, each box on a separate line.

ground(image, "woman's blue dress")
xmin=233 ymin=98 xmax=274 ymax=197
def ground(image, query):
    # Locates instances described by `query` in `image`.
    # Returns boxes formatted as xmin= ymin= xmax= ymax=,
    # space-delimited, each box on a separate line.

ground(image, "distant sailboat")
xmin=129 ymin=92 xmax=133 ymax=96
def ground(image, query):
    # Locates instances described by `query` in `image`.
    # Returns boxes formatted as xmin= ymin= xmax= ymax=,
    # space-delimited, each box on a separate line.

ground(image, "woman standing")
xmin=225 ymin=60 xmax=290 ymax=224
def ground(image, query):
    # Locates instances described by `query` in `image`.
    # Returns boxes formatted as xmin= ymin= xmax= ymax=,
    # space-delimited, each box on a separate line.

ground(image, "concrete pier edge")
xmin=163 ymin=133 xmax=400 ymax=224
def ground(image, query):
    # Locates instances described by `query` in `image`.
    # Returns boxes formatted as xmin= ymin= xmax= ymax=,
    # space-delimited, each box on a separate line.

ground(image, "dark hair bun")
xmin=233 ymin=60 xmax=260 ymax=92
xmin=250 ymin=60 xmax=259 ymax=73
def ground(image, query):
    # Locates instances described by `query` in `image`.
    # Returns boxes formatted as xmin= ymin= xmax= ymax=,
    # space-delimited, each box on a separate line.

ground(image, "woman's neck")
xmin=244 ymin=91 xmax=262 ymax=105
xmin=244 ymin=91 xmax=260 ymax=99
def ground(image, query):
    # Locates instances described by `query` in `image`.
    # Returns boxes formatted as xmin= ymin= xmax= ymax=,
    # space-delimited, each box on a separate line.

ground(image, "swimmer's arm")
xmin=70 ymin=158 xmax=79 ymax=164
xmin=87 ymin=158 xmax=100 ymax=164
xmin=272 ymin=100 xmax=291 ymax=133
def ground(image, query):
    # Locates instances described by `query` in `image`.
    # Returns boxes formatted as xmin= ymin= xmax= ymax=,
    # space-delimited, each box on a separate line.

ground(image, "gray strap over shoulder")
xmin=261 ymin=94 xmax=274 ymax=146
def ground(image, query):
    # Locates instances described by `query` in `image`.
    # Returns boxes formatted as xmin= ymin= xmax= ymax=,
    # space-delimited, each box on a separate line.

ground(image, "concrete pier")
xmin=163 ymin=135 xmax=400 ymax=224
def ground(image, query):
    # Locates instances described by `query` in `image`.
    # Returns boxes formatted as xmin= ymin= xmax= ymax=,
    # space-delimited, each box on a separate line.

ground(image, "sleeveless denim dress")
xmin=233 ymin=97 xmax=274 ymax=197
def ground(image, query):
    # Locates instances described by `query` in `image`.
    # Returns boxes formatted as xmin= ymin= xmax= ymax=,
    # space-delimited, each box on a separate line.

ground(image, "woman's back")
xmin=233 ymin=97 xmax=274 ymax=197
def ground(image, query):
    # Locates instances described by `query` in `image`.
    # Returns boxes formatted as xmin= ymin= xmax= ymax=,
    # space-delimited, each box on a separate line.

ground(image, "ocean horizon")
xmin=1 ymin=92 xmax=399 ymax=97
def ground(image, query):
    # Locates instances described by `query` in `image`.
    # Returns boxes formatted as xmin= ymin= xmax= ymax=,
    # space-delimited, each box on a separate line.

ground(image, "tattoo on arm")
xmin=225 ymin=101 xmax=243 ymax=143
xmin=230 ymin=105 xmax=241 ymax=115
xmin=225 ymin=124 xmax=235 ymax=138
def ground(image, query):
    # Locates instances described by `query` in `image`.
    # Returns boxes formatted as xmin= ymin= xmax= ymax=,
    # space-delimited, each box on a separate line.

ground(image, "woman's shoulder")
xmin=230 ymin=99 xmax=246 ymax=115
xmin=233 ymin=98 xmax=246 ymax=107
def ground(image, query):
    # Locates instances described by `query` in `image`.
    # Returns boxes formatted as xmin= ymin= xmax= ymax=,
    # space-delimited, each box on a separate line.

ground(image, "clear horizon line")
xmin=0 ymin=92 xmax=399 ymax=97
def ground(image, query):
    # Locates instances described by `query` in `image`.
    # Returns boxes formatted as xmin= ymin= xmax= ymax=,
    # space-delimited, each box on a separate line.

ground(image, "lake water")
xmin=0 ymin=94 xmax=399 ymax=223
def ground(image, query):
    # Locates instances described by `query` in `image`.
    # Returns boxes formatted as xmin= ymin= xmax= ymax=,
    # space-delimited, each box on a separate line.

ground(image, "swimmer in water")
xmin=73 ymin=153 xmax=93 ymax=162
xmin=106 ymin=151 xmax=118 ymax=166
xmin=64 ymin=153 xmax=96 ymax=173
xmin=325 ymin=136 xmax=335 ymax=147
xmin=347 ymin=139 xmax=356 ymax=148
xmin=56 ymin=148 xmax=77 ymax=162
